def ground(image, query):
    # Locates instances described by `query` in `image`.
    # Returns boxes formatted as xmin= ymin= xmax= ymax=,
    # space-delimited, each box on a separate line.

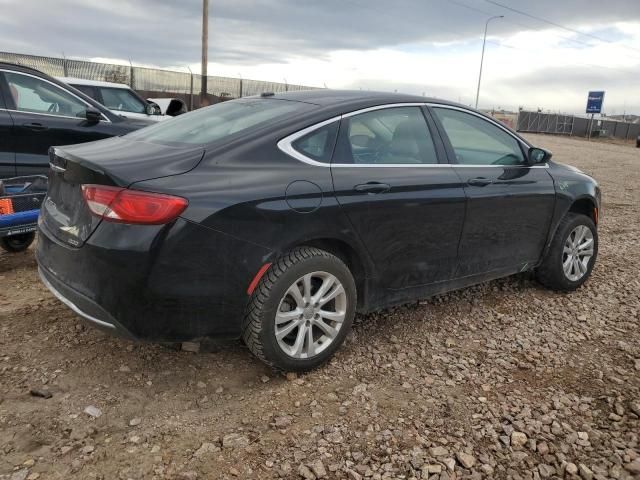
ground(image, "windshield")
xmin=126 ymin=98 xmax=315 ymax=146
xmin=98 ymin=87 xmax=147 ymax=114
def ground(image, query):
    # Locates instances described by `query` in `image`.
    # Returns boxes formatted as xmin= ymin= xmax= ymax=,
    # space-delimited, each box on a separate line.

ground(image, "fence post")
xmin=129 ymin=59 xmax=134 ymax=89
xmin=190 ymin=73 xmax=194 ymax=111
xmin=239 ymin=79 xmax=243 ymax=98
xmin=62 ymin=52 xmax=68 ymax=77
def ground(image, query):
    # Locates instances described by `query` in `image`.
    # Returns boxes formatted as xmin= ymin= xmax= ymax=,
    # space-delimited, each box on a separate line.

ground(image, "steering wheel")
xmin=47 ymin=103 xmax=59 ymax=113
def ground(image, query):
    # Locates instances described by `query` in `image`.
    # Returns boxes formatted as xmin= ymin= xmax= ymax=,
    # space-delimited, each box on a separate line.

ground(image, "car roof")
xmin=57 ymin=76 xmax=130 ymax=89
xmin=260 ymin=89 xmax=455 ymax=108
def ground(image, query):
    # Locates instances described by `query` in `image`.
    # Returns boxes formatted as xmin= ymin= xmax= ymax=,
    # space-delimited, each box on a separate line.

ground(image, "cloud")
xmin=1 ymin=0 xmax=640 ymax=113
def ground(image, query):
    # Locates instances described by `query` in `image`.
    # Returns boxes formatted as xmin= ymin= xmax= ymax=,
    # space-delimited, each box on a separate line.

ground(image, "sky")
xmin=1 ymin=0 xmax=639 ymax=115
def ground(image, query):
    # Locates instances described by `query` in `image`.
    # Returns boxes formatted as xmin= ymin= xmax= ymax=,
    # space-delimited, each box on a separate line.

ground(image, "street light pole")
xmin=201 ymin=0 xmax=209 ymax=107
xmin=474 ymin=15 xmax=503 ymax=110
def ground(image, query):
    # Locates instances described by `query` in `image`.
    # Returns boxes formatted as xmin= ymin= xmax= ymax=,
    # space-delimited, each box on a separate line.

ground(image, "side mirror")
xmin=146 ymin=102 xmax=161 ymax=116
xmin=528 ymin=147 xmax=552 ymax=164
xmin=84 ymin=108 xmax=102 ymax=124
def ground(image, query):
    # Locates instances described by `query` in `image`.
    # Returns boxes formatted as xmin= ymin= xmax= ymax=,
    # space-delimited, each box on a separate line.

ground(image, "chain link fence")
xmin=0 ymin=51 xmax=317 ymax=109
xmin=516 ymin=110 xmax=640 ymax=141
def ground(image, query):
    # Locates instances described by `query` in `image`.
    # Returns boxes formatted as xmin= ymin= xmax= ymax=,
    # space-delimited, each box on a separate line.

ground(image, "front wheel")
xmin=536 ymin=213 xmax=598 ymax=291
xmin=0 ymin=232 xmax=36 ymax=253
xmin=243 ymin=247 xmax=356 ymax=372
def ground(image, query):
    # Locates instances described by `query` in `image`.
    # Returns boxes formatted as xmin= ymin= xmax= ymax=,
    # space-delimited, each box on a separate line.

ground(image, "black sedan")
xmin=0 ymin=62 xmax=151 ymax=178
xmin=36 ymin=90 xmax=600 ymax=371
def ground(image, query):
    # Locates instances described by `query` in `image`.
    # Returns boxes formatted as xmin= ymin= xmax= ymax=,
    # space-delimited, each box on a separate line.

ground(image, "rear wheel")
xmin=536 ymin=213 xmax=597 ymax=291
xmin=0 ymin=232 xmax=36 ymax=253
xmin=243 ymin=247 xmax=356 ymax=371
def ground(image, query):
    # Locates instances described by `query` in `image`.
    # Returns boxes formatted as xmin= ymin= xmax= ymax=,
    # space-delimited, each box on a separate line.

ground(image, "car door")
xmin=0 ymin=77 xmax=15 ymax=178
xmin=330 ymin=105 xmax=467 ymax=290
xmin=430 ymin=106 xmax=556 ymax=277
xmin=0 ymin=70 xmax=113 ymax=176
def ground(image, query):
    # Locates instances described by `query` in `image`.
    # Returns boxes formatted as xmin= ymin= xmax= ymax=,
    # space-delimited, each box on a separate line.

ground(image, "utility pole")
xmin=201 ymin=0 xmax=209 ymax=107
xmin=475 ymin=15 xmax=503 ymax=110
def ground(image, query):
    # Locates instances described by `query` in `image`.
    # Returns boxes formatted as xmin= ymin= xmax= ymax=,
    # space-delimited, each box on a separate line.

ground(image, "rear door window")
xmin=333 ymin=107 xmax=439 ymax=164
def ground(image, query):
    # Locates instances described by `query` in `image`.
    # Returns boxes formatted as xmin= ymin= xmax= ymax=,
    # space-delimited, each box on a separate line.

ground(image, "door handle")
xmin=467 ymin=177 xmax=492 ymax=187
xmin=22 ymin=122 xmax=48 ymax=132
xmin=354 ymin=182 xmax=391 ymax=194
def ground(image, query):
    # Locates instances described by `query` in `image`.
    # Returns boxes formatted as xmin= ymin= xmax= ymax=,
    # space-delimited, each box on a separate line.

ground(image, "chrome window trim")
xmin=277 ymin=102 xmax=547 ymax=169
xmin=0 ymin=69 xmax=111 ymax=123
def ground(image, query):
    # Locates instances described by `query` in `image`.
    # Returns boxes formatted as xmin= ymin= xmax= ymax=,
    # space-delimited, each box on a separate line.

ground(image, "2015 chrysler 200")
xmin=37 ymin=90 xmax=600 ymax=371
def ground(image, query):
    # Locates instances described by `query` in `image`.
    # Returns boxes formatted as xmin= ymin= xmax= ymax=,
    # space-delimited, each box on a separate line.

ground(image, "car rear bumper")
xmin=38 ymin=265 xmax=134 ymax=338
xmin=36 ymin=217 xmax=273 ymax=342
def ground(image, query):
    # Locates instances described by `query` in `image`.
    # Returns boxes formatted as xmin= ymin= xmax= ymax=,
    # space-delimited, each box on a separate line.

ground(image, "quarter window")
xmin=291 ymin=122 xmax=339 ymax=163
xmin=334 ymin=107 xmax=439 ymax=165
xmin=433 ymin=108 xmax=525 ymax=165
xmin=4 ymin=72 xmax=89 ymax=118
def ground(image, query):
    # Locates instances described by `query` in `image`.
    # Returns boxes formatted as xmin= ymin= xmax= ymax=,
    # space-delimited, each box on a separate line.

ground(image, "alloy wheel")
xmin=562 ymin=225 xmax=594 ymax=282
xmin=275 ymin=271 xmax=347 ymax=359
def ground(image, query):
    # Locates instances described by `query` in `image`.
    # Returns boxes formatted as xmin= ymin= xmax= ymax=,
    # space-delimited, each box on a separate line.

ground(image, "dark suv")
xmin=36 ymin=91 xmax=601 ymax=371
xmin=0 ymin=63 xmax=150 ymax=178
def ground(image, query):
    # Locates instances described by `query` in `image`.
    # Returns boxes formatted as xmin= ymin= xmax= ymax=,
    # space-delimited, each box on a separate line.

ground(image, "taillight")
xmin=81 ymin=185 xmax=188 ymax=225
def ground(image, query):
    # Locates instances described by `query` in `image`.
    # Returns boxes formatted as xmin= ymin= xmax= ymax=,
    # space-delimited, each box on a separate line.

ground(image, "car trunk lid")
xmin=42 ymin=136 xmax=204 ymax=247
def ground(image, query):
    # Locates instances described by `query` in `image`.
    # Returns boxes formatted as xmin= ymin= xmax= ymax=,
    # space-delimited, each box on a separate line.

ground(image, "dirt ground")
xmin=1 ymin=134 xmax=639 ymax=480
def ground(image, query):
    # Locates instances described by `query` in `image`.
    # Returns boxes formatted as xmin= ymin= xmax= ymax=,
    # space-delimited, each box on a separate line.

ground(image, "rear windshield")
xmin=126 ymin=98 xmax=314 ymax=146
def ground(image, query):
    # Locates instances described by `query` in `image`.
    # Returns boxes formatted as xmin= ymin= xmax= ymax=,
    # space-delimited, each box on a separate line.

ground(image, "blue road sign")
xmin=586 ymin=91 xmax=605 ymax=114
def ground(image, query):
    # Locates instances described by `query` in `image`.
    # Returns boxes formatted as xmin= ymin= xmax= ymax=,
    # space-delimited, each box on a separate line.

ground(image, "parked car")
xmin=58 ymin=77 xmax=187 ymax=121
xmin=0 ymin=63 xmax=151 ymax=178
xmin=36 ymin=90 xmax=600 ymax=371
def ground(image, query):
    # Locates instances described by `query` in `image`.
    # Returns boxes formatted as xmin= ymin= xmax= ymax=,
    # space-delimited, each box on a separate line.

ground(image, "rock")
xmin=629 ymin=401 xmax=640 ymax=417
xmin=565 ymin=463 xmax=578 ymax=475
xmin=215 ymin=386 xmax=224 ymax=394
xmin=325 ymin=431 xmax=343 ymax=444
xmin=538 ymin=464 xmax=555 ymax=478
xmin=196 ymin=381 xmax=206 ymax=389
xmin=181 ymin=342 xmax=200 ymax=352
xmin=429 ymin=446 xmax=448 ymax=457
xmin=229 ymin=467 xmax=239 ymax=476
xmin=129 ymin=417 xmax=141 ymax=426
xmin=83 ymin=405 xmax=102 ymax=418
xmin=273 ymin=416 xmax=292 ymax=428
xmin=260 ymin=375 xmax=270 ymax=383
xmin=177 ymin=471 xmax=198 ymax=480
xmin=29 ymin=388 xmax=52 ymax=399
xmin=81 ymin=445 xmax=95 ymax=454
xmin=286 ymin=372 xmax=297 ymax=381
xmin=194 ymin=442 xmax=220 ymax=457
xmin=310 ymin=460 xmax=327 ymax=478
xmin=480 ymin=464 xmax=494 ymax=476
xmin=511 ymin=431 xmax=528 ymax=448
xmin=346 ymin=469 xmax=362 ymax=480
xmin=456 ymin=452 xmax=476 ymax=469
xmin=537 ymin=441 xmax=549 ymax=455
xmin=298 ymin=464 xmax=316 ymax=480
xmin=443 ymin=457 xmax=456 ymax=472
xmin=222 ymin=433 xmax=250 ymax=449
xmin=578 ymin=463 xmax=593 ymax=480
xmin=624 ymin=460 xmax=640 ymax=474
xmin=10 ymin=470 xmax=29 ymax=480
xmin=26 ymin=473 xmax=40 ymax=480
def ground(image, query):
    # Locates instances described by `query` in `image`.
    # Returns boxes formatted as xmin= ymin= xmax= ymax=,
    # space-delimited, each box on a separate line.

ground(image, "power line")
xmin=484 ymin=0 xmax=640 ymax=55
xmin=445 ymin=0 xmax=614 ymax=51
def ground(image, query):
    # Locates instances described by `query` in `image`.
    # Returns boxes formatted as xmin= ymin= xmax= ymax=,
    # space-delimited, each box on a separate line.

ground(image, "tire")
xmin=536 ymin=213 xmax=598 ymax=291
xmin=0 ymin=232 xmax=36 ymax=253
xmin=242 ymin=247 xmax=357 ymax=372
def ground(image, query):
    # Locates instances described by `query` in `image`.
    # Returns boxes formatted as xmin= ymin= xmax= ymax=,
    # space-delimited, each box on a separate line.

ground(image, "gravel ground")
xmin=0 ymin=134 xmax=638 ymax=480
